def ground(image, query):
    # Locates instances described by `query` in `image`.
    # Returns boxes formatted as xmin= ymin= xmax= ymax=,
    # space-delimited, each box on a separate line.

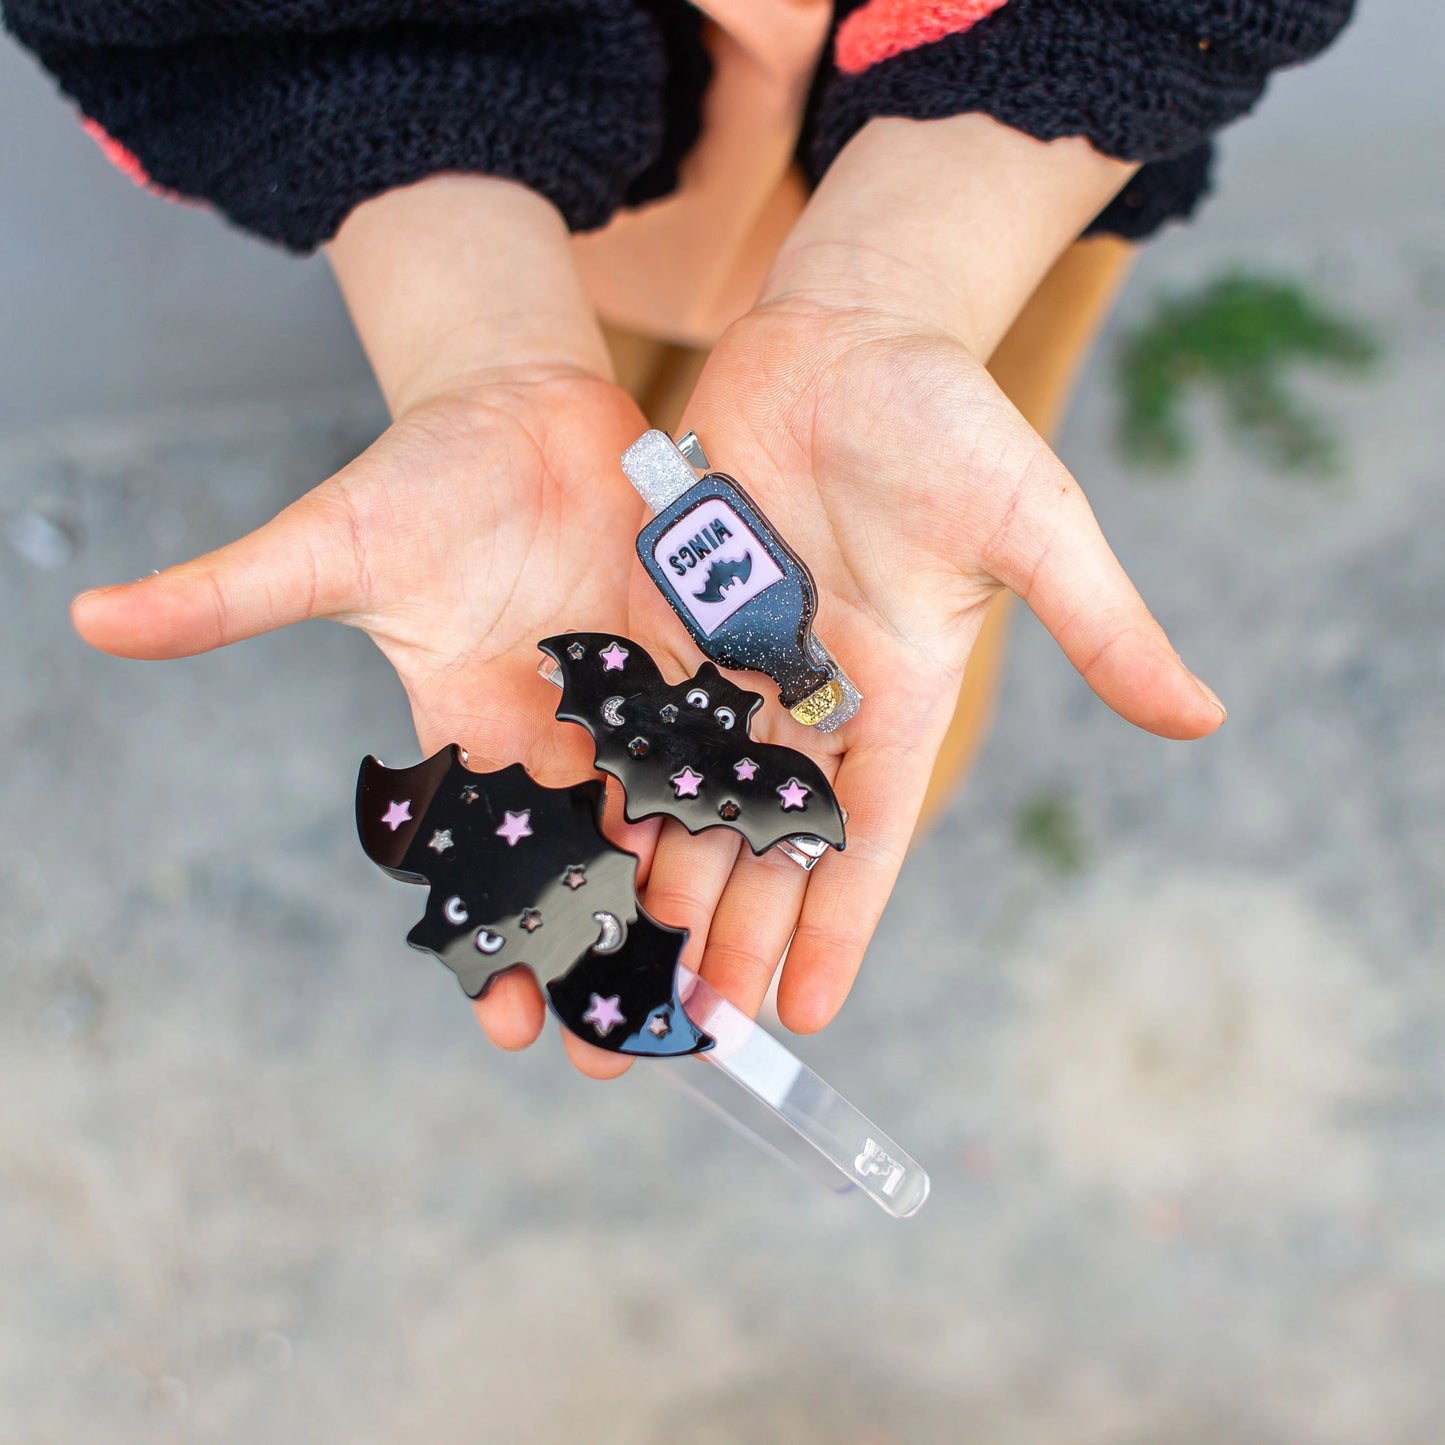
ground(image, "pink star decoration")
xmin=582 ymin=993 xmax=626 ymax=1037
xmin=599 ymin=641 xmax=630 ymax=672
xmin=495 ymin=810 xmax=534 ymax=847
xmin=777 ymin=778 xmax=810 ymax=811
xmin=670 ymin=767 xmax=704 ymax=798
xmin=381 ymin=799 xmax=412 ymax=831
xmin=733 ymin=758 xmax=759 ymax=782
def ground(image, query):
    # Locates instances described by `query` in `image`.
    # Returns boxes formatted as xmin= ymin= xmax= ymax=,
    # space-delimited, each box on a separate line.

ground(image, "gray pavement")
xmin=2 ymin=4 xmax=1444 ymax=1441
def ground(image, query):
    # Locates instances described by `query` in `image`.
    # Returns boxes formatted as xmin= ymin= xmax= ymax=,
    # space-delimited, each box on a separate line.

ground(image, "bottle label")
xmin=650 ymin=499 xmax=785 ymax=637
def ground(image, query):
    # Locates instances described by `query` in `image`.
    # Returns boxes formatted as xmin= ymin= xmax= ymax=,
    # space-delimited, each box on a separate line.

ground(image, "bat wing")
xmin=692 ymin=550 xmax=752 ymax=603
xmin=357 ymin=746 xmax=640 ymax=1002
xmin=546 ymin=909 xmax=712 ymax=1057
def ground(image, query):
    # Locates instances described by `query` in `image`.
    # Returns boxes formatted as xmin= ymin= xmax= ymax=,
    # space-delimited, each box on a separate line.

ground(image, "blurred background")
xmin=1 ymin=3 xmax=1442 ymax=1440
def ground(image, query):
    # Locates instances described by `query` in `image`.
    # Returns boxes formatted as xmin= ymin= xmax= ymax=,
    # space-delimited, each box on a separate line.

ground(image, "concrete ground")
xmin=2 ymin=5 xmax=1443 ymax=1442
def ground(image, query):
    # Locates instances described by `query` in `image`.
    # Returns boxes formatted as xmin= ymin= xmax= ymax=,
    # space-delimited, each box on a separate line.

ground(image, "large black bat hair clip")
xmin=357 ymin=744 xmax=711 ymax=1057
xmin=356 ymin=743 xmax=929 ymax=1216
xmin=537 ymin=633 xmax=846 ymax=869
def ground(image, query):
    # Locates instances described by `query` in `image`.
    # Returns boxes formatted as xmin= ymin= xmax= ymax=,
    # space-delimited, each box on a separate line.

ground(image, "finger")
xmin=470 ymin=967 xmax=547 ymax=1051
xmin=984 ymin=450 xmax=1226 ymax=740
xmin=560 ymin=1025 xmax=635 ymax=1080
xmin=70 ymin=484 xmax=368 ymax=660
xmin=777 ymin=733 xmax=940 ymax=1034
xmin=640 ymin=820 xmax=743 ymax=971
xmin=696 ymin=845 xmax=810 ymax=1018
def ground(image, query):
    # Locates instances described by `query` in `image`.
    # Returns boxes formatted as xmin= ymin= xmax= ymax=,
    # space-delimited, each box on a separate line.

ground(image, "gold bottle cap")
xmin=789 ymin=679 xmax=844 ymax=727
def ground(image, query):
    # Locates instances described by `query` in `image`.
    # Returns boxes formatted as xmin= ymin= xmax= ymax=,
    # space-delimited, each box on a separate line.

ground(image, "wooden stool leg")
xmin=601 ymin=323 xmax=710 ymax=436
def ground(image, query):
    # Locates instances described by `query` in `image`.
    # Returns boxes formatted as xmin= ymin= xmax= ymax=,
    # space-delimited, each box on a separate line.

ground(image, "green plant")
xmin=1015 ymin=792 xmax=1088 ymax=877
xmin=1117 ymin=274 xmax=1378 ymax=474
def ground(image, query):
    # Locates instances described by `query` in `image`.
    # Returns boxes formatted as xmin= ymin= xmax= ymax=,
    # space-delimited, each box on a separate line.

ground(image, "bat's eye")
xmin=714 ymin=707 xmax=736 ymax=729
xmin=444 ymin=896 xmax=469 ymax=925
xmin=686 ymin=688 xmax=709 ymax=709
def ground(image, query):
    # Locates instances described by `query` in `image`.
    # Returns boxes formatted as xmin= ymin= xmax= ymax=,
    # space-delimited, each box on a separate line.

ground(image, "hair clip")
xmin=536 ymin=632 xmax=845 ymax=869
xmin=357 ymin=743 xmax=929 ymax=1216
xmin=621 ymin=429 xmax=861 ymax=732
xmin=357 ymin=744 xmax=709 ymax=1056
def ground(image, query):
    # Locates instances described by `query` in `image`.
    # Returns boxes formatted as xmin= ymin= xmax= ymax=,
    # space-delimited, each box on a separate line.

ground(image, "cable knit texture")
xmin=4 ymin=0 xmax=707 ymax=250
xmin=810 ymin=0 xmax=1355 ymax=234
xmin=4 ymin=0 xmax=1353 ymax=249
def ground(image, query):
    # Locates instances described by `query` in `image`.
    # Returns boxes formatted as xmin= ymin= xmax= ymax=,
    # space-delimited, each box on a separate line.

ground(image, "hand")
xmin=72 ymin=363 xmax=669 ymax=1076
xmin=70 ymin=175 xmax=667 ymax=1078
xmin=635 ymin=115 xmax=1224 ymax=1034
xmin=636 ymin=292 xmax=1225 ymax=1035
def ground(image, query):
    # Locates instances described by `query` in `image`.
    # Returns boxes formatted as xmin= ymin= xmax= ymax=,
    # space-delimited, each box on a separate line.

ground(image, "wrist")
xmin=764 ymin=115 xmax=1136 ymax=361
xmin=761 ymin=237 xmax=985 ymax=355
xmin=327 ymin=173 xmax=612 ymax=416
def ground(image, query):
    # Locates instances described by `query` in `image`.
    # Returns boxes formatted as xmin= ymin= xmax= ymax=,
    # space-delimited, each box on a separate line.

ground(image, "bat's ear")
xmin=539 ymin=633 xmax=665 ymax=712
xmin=356 ymin=745 xmax=464 ymax=878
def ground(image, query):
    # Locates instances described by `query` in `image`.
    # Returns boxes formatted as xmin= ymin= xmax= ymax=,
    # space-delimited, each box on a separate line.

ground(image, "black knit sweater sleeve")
xmin=808 ymin=0 xmax=1357 ymax=239
xmin=2 ymin=0 xmax=708 ymax=252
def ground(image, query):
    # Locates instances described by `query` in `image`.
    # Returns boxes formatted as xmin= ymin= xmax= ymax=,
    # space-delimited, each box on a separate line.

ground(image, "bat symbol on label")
xmin=692 ymin=551 xmax=753 ymax=604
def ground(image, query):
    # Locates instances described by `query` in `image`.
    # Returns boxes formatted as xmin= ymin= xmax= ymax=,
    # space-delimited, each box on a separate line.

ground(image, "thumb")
xmin=71 ymin=486 xmax=367 ymax=660
xmin=985 ymin=452 xmax=1226 ymax=740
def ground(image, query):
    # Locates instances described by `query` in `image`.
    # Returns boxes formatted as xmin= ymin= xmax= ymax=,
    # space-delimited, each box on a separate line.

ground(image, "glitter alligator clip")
xmin=622 ymin=429 xmax=861 ymax=733
xmin=357 ymin=744 xmax=928 ymax=1216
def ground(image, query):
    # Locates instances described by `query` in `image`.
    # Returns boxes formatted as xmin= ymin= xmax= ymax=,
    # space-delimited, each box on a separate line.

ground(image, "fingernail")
xmin=75 ymin=571 xmax=161 ymax=606
xmin=1191 ymin=672 xmax=1227 ymax=723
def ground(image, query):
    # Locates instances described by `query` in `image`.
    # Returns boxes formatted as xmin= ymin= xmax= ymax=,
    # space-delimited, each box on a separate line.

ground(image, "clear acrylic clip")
xmin=668 ymin=967 xmax=930 ymax=1219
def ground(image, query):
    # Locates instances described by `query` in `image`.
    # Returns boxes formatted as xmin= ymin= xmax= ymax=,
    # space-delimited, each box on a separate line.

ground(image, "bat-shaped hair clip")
xmin=357 ymin=744 xmax=929 ymax=1216
xmin=536 ymin=632 xmax=845 ymax=870
xmin=357 ymin=744 xmax=710 ymax=1056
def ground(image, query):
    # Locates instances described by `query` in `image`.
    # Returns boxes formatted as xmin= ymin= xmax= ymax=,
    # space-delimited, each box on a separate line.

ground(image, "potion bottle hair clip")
xmin=621 ymin=430 xmax=861 ymax=733
xmin=357 ymin=744 xmax=927 ymax=1216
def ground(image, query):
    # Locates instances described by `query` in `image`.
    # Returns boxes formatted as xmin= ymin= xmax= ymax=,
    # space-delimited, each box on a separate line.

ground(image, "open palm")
xmin=72 ymin=367 xmax=665 ymax=1074
xmin=636 ymin=300 xmax=1226 ymax=1035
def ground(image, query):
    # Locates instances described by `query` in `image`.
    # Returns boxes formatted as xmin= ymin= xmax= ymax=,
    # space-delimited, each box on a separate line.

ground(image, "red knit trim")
xmin=835 ymin=0 xmax=1011 ymax=76
xmin=81 ymin=117 xmax=185 ymax=202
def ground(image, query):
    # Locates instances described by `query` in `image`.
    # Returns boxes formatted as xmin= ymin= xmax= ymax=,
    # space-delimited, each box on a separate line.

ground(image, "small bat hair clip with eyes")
xmin=537 ymin=633 xmax=846 ymax=870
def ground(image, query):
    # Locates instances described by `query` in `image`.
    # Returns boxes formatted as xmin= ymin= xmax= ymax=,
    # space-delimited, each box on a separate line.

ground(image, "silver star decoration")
xmin=562 ymin=865 xmax=587 ymax=890
xmin=428 ymin=829 xmax=454 ymax=853
xmin=519 ymin=908 xmax=543 ymax=933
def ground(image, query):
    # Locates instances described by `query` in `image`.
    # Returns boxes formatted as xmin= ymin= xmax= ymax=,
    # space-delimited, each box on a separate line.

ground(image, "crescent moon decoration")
xmin=591 ymin=911 xmax=624 ymax=954
xmin=356 ymin=746 xmax=712 ymax=1056
xmin=538 ymin=633 xmax=846 ymax=859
